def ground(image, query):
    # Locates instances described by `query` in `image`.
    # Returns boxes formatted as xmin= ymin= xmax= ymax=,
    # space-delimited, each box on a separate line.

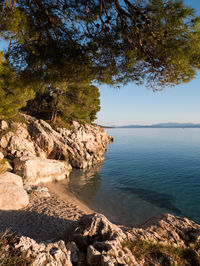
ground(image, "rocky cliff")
xmin=0 ymin=114 xmax=112 ymax=211
xmin=0 ymin=114 xmax=112 ymax=185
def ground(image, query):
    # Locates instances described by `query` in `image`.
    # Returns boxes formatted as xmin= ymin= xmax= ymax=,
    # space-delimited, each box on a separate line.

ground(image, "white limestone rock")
xmin=3 ymin=212 xmax=200 ymax=265
xmin=66 ymin=212 xmax=200 ymax=266
xmin=67 ymin=213 xmax=126 ymax=247
xmin=0 ymin=120 xmax=8 ymax=130
xmin=0 ymin=172 xmax=29 ymax=210
xmin=0 ymin=172 xmax=23 ymax=187
xmin=15 ymin=237 xmax=72 ymax=266
xmin=13 ymin=156 xmax=72 ymax=185
xmin=66 ymin=213 xmax=129 ymax=265
xmin=87 ymin=245 xmax=101 ymax=265
xmin=0 ymin=114 xmax=112 ymax=169
xmin=0 ymin=151 xmax=4 ymax=159
xmin=101 ymin=254 xmax=115 ymax=266
xmin=130 ymin=213 xmax=200 ymax=248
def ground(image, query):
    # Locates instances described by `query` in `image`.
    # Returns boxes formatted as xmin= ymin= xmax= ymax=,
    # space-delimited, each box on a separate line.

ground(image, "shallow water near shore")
xmin=59 ymin=128 xmax=200 ymax=226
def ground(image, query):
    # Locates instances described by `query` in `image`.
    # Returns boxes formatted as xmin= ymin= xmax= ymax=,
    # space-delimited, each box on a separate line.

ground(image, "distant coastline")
xmin=99 ymin=125 xmax=116 ymax=129
xmin=116 ymin=122 xmax=200 ymax=128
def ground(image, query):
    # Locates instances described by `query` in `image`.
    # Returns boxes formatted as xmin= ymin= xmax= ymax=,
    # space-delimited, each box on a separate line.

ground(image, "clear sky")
xmin=96 ymin=0 xmax=200 ymax=126
xmin=0 ymin=1 xmax=199 ymax=126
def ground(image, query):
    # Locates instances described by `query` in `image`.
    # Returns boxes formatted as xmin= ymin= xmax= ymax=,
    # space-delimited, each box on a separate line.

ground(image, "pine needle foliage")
xmin=0 ymin=53 xmax=35 ymax=120
xmin=0 ymin=230 xmax=32 ymax=265
xmin=0 ymin=0 xmax=200 ymax=122
xmin=1 ymin=0 xmax=200 ymax=89
xmin=122 ymin=239 xmax=200 ymax=265
xmin=0 ymin=159 xmax=7 ymax=174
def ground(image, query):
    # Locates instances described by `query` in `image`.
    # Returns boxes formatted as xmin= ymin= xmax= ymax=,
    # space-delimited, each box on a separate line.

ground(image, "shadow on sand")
xmin=0 ymin=210 xmax=71 ymax=242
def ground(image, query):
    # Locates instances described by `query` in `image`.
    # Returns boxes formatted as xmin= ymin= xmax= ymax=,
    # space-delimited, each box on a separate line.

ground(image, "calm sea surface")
xmin=60 ymin=128 xmax=200 ymax=225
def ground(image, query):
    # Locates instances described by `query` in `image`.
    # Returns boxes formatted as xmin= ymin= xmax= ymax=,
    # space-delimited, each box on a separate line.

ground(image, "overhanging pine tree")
xmin=0 ymin=0 xmax=200 ymax=122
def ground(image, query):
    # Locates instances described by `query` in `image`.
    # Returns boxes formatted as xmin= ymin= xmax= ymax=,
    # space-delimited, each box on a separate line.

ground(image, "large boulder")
xmin=66 ymin=213 xmax=126 ymax=247
xmin=0 ymin=172 xmax=29 ymax=210
xmin=13 ymin=156 xmax=72 ymax=185
xmin=65 ymin=213 xmax=131 ymax=265
xmin=0 ymin=172 xmax=23 ymax=187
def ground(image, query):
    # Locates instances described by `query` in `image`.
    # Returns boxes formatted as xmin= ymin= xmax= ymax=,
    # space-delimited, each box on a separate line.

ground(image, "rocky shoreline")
xmin=0 ymin=115 xmax=199 ymax=265
xmin=0 ymin=185 xmax=200 ymax=265
xmin=0 ymin=182 xmax=200 ymax=265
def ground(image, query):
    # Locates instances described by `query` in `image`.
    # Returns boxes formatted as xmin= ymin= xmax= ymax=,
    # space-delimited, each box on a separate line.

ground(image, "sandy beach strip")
xmin=0 ymin=182 xmax=93 ymax=242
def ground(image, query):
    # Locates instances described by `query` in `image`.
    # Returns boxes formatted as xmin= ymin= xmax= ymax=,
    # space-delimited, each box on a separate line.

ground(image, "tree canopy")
xmin=0 ymin=52 xmax=35 ymax=120
xmin=0 ymin=0 xmax=200 ymax=121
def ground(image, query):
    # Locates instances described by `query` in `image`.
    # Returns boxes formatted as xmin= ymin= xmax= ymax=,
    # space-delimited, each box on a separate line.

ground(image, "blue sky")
xmin=0 ymin=1 xmax=199 ymax=126
xmin=96 ymin=0 xmax=200 ymax=126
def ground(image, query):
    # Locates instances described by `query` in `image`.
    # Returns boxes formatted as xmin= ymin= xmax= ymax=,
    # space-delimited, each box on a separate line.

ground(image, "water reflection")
xmin=67 ymin=164 xmax=102 ymax=203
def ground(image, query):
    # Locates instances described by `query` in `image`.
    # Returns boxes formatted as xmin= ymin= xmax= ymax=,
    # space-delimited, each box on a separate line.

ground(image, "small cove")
xmin=58 ymin=128 xmax=200 ymax=226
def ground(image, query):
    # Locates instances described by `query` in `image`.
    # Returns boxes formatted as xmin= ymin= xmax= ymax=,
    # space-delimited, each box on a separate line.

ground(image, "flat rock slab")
xmin=14 ymin=156 xmax=72 ymax=185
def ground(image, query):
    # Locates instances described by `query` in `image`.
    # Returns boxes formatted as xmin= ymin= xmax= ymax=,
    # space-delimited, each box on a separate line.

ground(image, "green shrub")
xmin=0 ymin=230 xmax=32 ymax=265
xmin=0 ymin=159 xmax=7 ymax=175
xmin=122 ymin=239 xmax=200 ymax=265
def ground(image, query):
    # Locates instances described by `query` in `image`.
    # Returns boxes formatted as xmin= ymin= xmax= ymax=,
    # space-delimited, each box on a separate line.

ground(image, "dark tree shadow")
xmin=0 ymin=210 xmax=72 ymax=243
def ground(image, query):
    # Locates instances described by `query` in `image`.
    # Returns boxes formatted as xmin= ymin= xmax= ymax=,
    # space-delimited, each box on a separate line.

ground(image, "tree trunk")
xmin=50 ymin=107 xmax=57 ymax=123
xmin=50 ymin=95 xmax=58 ymax=123
xmin=37 ymin=86 xmax=47 ymax=113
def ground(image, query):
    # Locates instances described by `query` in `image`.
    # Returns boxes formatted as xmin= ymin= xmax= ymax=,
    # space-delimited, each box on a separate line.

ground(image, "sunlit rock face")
xmin=0 ymin=114 xmax=112 ymax=184
xmin=15 ymin=237 xmax=73 ymax=266
xmin=0 ymin=114 xmax=112 ymax=168
xmin=13 ymin=157 xmax=72 ymax=185
xmin=1 ymin=211 xmax=200 ymax=265
xmin=0 ymin=172 xmax=29 ymax=210
xmin=64 ymin=213 xmax=200 ymax=265
xmin=129 ymin=213 xmax=200 ymax=247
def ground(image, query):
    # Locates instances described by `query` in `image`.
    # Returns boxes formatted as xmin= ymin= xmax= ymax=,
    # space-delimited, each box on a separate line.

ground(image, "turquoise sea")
xmin=61 ymin=129 xmax=200 ymax=226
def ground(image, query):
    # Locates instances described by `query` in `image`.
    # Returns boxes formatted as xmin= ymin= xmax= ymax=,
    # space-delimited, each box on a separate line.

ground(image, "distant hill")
xmin=99 ymin=125 xmax=116 ymax=128
xmin=118 ymin=123 xmax=200 ymax=128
